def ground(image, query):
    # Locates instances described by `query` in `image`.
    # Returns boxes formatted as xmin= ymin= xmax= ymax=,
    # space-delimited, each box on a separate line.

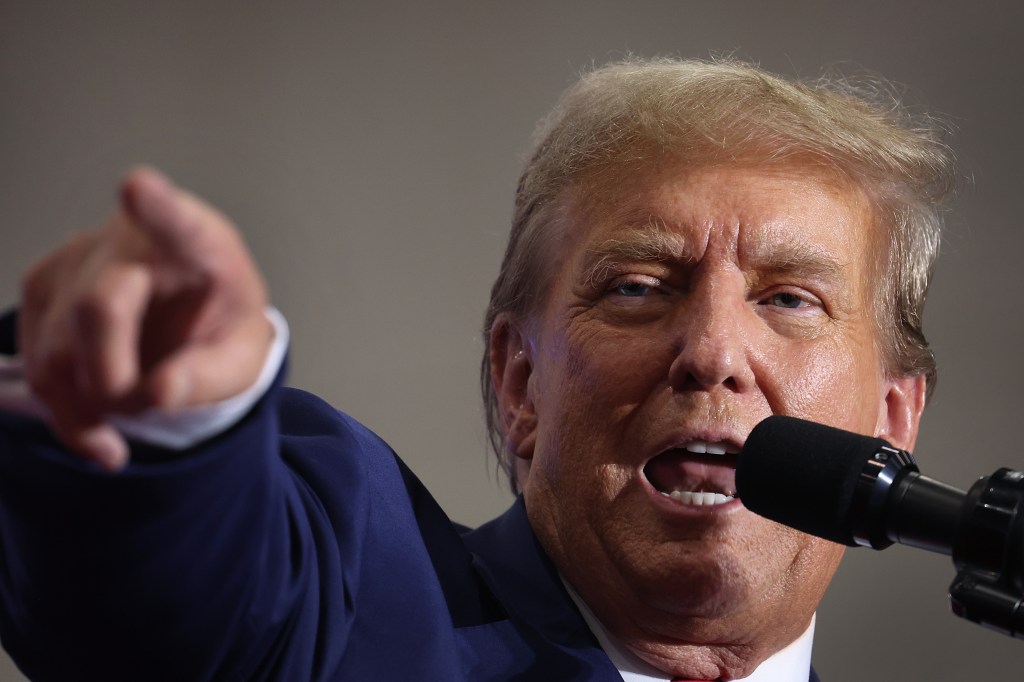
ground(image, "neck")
xmin=562 ymin=577 xmax=815 ymax=680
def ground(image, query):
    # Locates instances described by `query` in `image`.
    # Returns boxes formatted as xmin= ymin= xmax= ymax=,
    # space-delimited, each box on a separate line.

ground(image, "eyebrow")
xmin=579 ymin=219 xmax=849 ymax=287
xmin=580 ymin=222 xmax=690 ymax=287
xmin=743 ymin=238 xmax=849 ymax=281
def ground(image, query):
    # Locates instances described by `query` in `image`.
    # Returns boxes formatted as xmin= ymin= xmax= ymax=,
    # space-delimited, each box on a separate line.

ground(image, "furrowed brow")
xmin=580 ymin=225 xmax=691 ymax=287
xmin=748 ymin=240 xmax=848 ymax=281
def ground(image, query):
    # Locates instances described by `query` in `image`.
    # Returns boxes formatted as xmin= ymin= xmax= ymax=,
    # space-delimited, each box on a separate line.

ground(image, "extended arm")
xmin=0 ymin=170 xmax=347 ymax=680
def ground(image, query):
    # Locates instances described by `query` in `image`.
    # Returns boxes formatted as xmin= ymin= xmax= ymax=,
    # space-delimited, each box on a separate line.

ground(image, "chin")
xmin=627 ymin=542 xmax=760 ymax=619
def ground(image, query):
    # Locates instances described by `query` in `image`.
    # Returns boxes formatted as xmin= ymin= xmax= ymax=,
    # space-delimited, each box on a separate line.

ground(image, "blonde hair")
xmin=482 ymin=57 xmax=956 ymax=491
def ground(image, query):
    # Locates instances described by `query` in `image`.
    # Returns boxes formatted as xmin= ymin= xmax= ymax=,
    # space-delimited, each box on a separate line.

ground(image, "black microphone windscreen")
xmin=736 ymin=416 xmax=888 ymax=545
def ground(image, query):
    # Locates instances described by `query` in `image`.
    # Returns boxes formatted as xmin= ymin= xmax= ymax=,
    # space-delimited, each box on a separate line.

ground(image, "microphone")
xmin=736 ymin=415 xmax=965 ymax=553
xmin=736 ymin=415 xmax=1024 ymax=638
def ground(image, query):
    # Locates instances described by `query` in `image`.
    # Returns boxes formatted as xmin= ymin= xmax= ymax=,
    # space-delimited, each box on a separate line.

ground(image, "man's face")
xmin=497 ymin=162 xmax=924 ymax=673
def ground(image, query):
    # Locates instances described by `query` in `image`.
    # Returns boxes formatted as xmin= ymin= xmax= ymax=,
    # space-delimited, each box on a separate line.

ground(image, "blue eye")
xmin=768 ymin=292 xmax=805 ymax=308
xmin=615 ymin=282 xmax=652 ymax=297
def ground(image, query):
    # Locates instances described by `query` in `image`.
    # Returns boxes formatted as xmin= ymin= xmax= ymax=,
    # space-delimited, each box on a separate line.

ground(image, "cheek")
xmin=530 ymin=324 xmax=665 ymax=481
xmin=756 ymin=333 xmax=881 ymax=429
xmin=539 ymin=316 xmax=667 ymax=414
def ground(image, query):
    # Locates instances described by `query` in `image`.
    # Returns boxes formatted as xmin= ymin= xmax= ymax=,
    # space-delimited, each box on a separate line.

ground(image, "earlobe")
xmin=489 ymin=316 xmax=537 ymax=461
xmin=875 ymin=374 xmax=927 ymax=451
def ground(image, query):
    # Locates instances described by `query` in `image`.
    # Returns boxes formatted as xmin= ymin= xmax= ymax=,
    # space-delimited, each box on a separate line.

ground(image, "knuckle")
xmin=31 ymin=353 xmax=105 ymax=424
xmin=39 ymin=348 xmax=75 ymax=389
xmin=26 ymin=358 xmax=62 ymax=403
xmin=73 ymin=290 xmax=118 ymax=329
xmin=21 ymin=229 xmax=101 ymax=308
xmin=74 ymin=274 xmax=141 ymax=330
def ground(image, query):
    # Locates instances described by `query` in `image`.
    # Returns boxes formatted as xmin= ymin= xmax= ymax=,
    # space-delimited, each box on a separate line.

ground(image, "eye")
xmin=604 ymin=275 xmax=664 ymax=307
xmin=615 ymin=281 xmax=653 ymax=297
xmin=767 ymin=292 xmax=807 ymax=309
xmin=757 ymin=288 xmax=826 ymax=316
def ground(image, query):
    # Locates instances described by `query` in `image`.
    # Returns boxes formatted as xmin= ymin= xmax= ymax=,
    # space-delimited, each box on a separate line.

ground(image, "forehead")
xmin=563 ymin=162 xmax=877 ymax=270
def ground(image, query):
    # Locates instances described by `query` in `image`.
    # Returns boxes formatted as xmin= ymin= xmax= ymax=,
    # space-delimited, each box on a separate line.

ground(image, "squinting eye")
xmin=615 ymin=282 xmax=652 ymax=297
xmin=768 ymin=292 xmax=806 ymax=309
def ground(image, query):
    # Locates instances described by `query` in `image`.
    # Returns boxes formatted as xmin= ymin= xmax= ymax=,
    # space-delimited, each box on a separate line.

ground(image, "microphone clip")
xmin=949 ymin=468 xmax=1024 ymax=638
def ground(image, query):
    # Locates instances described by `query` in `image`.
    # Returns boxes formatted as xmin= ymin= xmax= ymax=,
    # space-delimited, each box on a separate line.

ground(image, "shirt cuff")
xmin=0 ymin=307 xmax=289 ymax=450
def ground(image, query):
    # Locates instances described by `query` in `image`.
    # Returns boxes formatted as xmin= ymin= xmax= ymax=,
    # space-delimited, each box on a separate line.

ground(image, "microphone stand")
xmin=948 ymin=468 xmax=1024 ymax=638
xmin=850 ymin=449 xmax=1024 ymax=638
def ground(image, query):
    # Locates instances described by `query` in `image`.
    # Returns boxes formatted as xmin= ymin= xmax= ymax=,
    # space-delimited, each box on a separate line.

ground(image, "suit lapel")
xmin=463 ymin=497 xmax=623 ymax=681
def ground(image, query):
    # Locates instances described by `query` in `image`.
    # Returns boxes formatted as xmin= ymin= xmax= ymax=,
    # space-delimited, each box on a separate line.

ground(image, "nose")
xmin=667 ymin=279 xmax=754 ymax=393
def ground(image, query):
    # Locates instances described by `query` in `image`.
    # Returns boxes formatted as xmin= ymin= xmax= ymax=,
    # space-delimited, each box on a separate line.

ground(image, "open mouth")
xmin=643 ymin=441 xmax=739 ymax=507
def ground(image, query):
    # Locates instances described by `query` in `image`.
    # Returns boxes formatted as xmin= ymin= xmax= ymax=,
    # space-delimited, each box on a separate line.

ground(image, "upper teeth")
xmin=683 ymin=441 xmax=736 ymax=455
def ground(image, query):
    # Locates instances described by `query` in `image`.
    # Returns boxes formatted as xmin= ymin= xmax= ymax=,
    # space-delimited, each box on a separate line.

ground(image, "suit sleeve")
xmin=0 ymin=374 xmax=369 ymax=681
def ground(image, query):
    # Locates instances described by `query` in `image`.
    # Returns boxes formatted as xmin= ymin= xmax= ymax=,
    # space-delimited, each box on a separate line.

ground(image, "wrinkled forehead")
xmin=557 ymin=160 xmax=881 ymax=270
xmin=517 ymin=162 xmax=889 ymax=338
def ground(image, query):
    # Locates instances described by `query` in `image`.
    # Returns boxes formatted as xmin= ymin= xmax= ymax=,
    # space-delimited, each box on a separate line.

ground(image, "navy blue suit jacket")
xmin=0 ymin=315 xmax=819 ymax=680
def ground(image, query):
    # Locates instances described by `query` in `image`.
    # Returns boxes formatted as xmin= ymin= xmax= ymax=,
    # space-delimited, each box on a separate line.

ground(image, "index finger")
xmin=119 ymin=167 xmax=239 ymax=272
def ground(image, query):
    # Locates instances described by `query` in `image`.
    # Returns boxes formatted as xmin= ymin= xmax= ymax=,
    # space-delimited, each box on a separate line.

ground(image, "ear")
xmin=875 ymin=374 xmax=927 ymax=451
xmin=489 ymin=315 xmax=537 ymax=461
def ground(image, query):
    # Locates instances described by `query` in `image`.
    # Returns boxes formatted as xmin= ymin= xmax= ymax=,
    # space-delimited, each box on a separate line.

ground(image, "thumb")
xmin=141 ymin=313 xmax=275 ymax=409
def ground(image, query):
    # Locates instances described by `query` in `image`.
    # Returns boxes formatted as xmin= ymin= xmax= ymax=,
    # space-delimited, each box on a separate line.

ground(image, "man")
xmin=0 ymin=58 xmax=953 ymax=680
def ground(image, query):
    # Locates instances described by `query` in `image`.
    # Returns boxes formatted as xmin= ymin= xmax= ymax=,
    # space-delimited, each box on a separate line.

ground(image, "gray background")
xmin=1 ymin=1 xmax=1022 ymax=679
